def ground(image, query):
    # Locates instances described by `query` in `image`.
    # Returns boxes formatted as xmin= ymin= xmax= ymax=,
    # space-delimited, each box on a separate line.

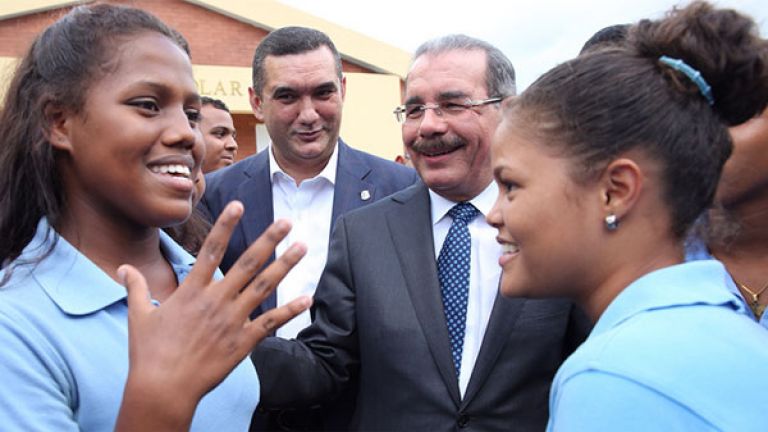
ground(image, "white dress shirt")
xmin=429 ymin=182 xmax=501 ymax=397
xmin=269 ymin=143 xmax=338 ymax=338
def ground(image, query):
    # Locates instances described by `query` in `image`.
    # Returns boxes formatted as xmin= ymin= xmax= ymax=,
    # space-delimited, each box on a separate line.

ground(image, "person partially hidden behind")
xmin=200 ymin=96 xmax=238 ymax=173
xmin=579 ymin=23 xmax=629 ymax=54
xmin=687 ymin=109 xmax=768 ymax=328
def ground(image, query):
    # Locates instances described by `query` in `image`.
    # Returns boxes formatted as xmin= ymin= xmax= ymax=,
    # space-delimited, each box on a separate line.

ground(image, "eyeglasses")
xmin=393 ymin=97 xmax=503 ymax=124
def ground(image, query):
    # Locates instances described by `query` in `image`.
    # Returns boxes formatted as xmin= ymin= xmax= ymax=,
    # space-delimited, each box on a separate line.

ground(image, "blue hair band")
xmin=658 ymin=55 xmax=714 ymax=106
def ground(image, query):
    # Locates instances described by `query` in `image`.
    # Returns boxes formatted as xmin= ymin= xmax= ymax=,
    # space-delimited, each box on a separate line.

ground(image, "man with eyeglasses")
xmin=254 ymin=34 xmax=589 ymax=431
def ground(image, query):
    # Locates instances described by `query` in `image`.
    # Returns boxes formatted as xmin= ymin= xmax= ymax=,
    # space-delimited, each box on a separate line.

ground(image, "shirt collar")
xmin=592 ymin=260 xmax=744 ymax=337
xmin=684 ymin=234 xmax=712 ymax=261
xmin=26 ymin=218 xmax=195 ymax=316
xmin=268 ymin=140 xmax=339 ymax=186
xmin=429 ymin=181 xmax=498 ymax=226
xmin=684 ymin=235 xmax=751 ymax=314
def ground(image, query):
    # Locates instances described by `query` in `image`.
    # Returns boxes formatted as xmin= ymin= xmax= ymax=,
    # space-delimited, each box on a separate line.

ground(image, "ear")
xmin=44 ymin=102 xmax=74 ymax=153
xmin=598 ymin=157 xmax=644 ymax=221
xmin=340 ymin=75 xmax=347 ymax=102
xmin=248 ymin=86 xmax=264 ymax=122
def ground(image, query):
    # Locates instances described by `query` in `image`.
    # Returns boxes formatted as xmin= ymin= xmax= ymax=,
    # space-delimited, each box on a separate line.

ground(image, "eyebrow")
xmin=403 ymin=95 xmax=424 ymax=105
xmin=271 ymin=81 xmax=338 ymax=96
xmin=315 ymin=82 xmax=338 ymax=92
xmin=130 ymin=81 xmax=200 ymax=104
xmin=126 ymin=81 xmax=170 ymax=99
xmin=437 ymin=91 xmax=469 ymax=100
xmin=403 ymin=90 xmax=470 ymax=105
xmin=271 ymin=86 xmax=296 ymax=97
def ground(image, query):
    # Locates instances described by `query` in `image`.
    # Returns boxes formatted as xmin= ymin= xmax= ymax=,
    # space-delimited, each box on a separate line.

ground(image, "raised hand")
xmin=116 ymin=201 xmax=309 ymax=431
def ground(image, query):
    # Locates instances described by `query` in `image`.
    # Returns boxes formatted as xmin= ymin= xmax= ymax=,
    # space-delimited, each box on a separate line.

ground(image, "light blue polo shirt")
xmin=547 ymin=261 xmax=768 ymax=431
xmin=0 ymin=219 xmax=260 ymax=431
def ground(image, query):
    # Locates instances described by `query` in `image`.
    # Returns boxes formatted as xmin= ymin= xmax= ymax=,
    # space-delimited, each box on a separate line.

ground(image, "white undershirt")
xmin=429 ymin=182 xmax=501 ymax=398
xmin=270 ymin=143 xmax=338 ymax=338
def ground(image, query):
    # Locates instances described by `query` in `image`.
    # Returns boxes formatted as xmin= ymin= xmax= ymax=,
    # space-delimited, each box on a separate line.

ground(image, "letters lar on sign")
xmin=195 ymin=79 xmax=244 ymax=97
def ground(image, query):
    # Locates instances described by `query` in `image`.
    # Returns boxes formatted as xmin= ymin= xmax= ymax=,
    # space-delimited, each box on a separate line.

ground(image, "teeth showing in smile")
xmin=150 ymin=164 xmax=191 ymax=178
xmin=502 ymin=243 xmax=520 ymax=254
xmin=424 ymin=149 xmax=454 ymax=157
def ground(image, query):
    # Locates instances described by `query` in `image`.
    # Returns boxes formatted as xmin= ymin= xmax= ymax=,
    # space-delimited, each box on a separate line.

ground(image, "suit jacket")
xmin=254 ymin=183 xmax=591 ymax=431
xmin=200 ymin=139 xmax=418 ymax=316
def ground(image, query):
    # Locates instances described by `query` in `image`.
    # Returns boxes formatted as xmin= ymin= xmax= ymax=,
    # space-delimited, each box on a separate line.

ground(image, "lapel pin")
xmin=360 ymin=190 xmax=371 ymax=201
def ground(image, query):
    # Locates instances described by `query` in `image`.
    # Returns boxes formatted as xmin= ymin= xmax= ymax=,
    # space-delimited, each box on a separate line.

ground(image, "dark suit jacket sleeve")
xmin=252 ymin=214 xmax=359 ymax=409
xmin=198 ymin=167 xmax=237 ymax=225
xmin=198 ymin=178 xmax=217 ymax=225
xmin=565 ymin=303 xmax=592 ymax=353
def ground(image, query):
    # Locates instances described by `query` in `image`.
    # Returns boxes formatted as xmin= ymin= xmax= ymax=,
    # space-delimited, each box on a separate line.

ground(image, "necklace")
xmin=735 ymin=281 xmax=768 ymax=320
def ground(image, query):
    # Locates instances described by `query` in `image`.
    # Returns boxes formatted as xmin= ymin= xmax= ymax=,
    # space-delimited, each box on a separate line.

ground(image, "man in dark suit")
xmin=201 ymin=28 xmax=416 ymax=431
xmin=201 ymin=26 xmax=417 ymax=321
xmin=253 ymin=34 xmax=590 ymax=431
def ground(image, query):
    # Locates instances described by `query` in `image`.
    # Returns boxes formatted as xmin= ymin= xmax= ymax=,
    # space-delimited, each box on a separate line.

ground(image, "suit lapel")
xmin=461 ymin=292 xmax=525 ymax=406
xmin=331 ymin=140 xmax=374 ymax=229
xmin=239 ymin=151 xmax=276 ymax=313
xmin=387 ymin=184 xmax=462 ymax=406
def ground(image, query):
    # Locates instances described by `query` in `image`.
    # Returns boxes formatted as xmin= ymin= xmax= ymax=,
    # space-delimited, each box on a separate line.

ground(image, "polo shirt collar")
xmin=27 ymin=219 xmax=195 ymax=316
xmin=592 ymin=260 xmax=744 ymax=337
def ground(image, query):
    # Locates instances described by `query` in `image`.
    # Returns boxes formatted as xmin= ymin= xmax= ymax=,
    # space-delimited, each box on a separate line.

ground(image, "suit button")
xmin=457 ymin=414 xmax=470 ymax=428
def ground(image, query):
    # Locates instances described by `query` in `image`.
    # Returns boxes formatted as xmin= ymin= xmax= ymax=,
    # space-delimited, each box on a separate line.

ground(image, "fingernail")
xmin=227 ymin=201 xmax=244 ymax=216
xmin=290 ymin=243 xmax=307 ymax=256
xmin=299 ymin=296 xmax=312 ymax=308
xmin=275 ymin=219 xmax=291 ymax=232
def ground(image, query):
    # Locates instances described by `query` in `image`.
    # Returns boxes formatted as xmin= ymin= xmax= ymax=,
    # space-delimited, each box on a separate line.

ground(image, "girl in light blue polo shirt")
xmin=0 ymin=4 xmax=308 ymax=431
xmin=487 ymin=1 xmax=768 ymax=430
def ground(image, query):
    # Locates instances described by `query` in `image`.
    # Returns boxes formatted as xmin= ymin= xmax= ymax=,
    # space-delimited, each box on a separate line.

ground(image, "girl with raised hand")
xmin=487 ymin=1 xmax=768 ymax=430
xmin=0 ymin=4 xmax=309 ymax=431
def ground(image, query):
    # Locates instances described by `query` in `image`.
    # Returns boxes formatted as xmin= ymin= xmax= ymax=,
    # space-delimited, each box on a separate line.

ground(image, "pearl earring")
xmin=605 ymin=213 xmax=619 ymax=231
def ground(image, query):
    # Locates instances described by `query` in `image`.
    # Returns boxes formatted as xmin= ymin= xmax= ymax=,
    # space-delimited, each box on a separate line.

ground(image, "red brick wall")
xmin=0 ymin=0 xmax=377 ymax=71
xmin=0 ymin=0 xmax=268 ymax=64
xmin=0 ymin=8 xmax=65 ymax=56
xmin=0 ymin=0 xmax=378 ymax=160
xmin=130 ymin=0 xmax=267 ymax=67
xmin=233 ymin=113 xmax=257 ymax=161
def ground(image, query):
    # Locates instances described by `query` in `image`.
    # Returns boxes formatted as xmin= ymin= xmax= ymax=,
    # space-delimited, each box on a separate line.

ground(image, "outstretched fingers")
xmin=223 ymin=219 xmax=295 ymax=298
xmin=185 ymin=201 xmax=244 ymax=287
xmin=236 ymin=241 xmax=307 ymax=316
xmin=246 ymin=296 xmax=313 ymax=343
